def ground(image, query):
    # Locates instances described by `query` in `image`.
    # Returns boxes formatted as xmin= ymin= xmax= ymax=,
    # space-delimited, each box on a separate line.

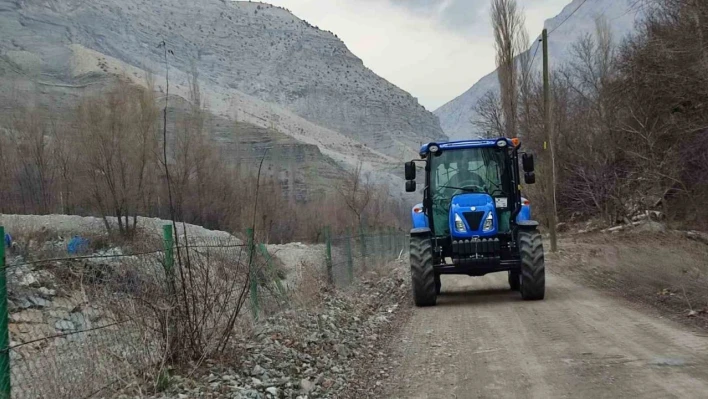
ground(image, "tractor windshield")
xmin=429 ymin=147 xmax=509 ymax=236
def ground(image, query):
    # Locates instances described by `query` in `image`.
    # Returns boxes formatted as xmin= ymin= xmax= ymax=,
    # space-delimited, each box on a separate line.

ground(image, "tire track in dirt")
xmin=383 ymin=272 xmax=708 ymax=398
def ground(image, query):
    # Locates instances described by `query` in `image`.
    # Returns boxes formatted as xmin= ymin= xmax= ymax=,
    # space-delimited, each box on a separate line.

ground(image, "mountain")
xmin=0 ymin=0 xmax=446 ymax=197
xmin=434 ymin=0 xmax=643 ymax=140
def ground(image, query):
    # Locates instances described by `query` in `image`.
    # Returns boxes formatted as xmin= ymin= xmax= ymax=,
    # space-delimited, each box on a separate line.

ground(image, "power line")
xmin=520 ymin=39 xmax=541 ymax=89
xmin=521 ymin=0 xmax=589 ymax=87
xmin=548 ymin=0 xmax=589 ymax=35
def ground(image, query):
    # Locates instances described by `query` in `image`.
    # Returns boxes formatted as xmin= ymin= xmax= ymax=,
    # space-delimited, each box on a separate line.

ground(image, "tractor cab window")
xmin=429 ymin=147 xmax=509 ymax=236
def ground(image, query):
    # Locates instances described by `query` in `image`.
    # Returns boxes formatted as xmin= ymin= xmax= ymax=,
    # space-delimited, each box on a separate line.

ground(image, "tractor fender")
xmin=410 ymin=227 xmax=432 ymax=236
xmin=411 ymin=203 xmax=429 ymax=229
xmin=517 ymin=220 xmax=540 ymax=230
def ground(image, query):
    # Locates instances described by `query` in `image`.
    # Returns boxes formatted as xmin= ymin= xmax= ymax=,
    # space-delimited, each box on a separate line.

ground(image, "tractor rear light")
xmin=454 ymin=214 xmax=467 ymax=233
xmin=482 ymin=212 xmax=494 ymax=232
xmin=413 ymin=207 xmax=423 ymax=213
xmin=521 ymin=197 xmax=530 ymax=205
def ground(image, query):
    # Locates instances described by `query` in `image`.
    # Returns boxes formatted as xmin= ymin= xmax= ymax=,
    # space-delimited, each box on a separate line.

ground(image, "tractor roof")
xmin=419 ymin=138 xmax=512 ymax=158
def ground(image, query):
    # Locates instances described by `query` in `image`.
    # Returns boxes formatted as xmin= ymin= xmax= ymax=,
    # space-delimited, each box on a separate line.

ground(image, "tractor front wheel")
xmin=518 ymin=230 xmax=545 ymax=300
xmin=410 ymin=235 xmax=437 ymax=306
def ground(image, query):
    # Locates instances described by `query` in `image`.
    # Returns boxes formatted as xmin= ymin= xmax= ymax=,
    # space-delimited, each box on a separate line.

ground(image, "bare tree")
xmin=10 ymin=107 xmax=54 ymax=213
xmin=491 ymin=0 xmax=527 ymax=137
xmin=75 ymin=78 xmax=160 ymax=235
xmin=336 ymin=162 xmax=374 ymax=228
xmin=52 ymin=118 xmax=79 ymax=214
xmin=473 ymin=90 xmax=505 ymax=138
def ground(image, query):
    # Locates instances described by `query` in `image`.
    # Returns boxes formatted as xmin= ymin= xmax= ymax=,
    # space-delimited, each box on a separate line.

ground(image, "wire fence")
xmin=0 ymin=223 xmax=408 ymax=398
xmin=327 ymin=227 xmax=409 ymax=288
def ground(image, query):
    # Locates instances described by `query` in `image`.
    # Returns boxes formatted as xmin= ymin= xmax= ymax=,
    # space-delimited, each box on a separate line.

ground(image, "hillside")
xmin=0 ymin=0 xmax=446 ymax=196
xmin=434 ymin=0 xmax=642 ymax=140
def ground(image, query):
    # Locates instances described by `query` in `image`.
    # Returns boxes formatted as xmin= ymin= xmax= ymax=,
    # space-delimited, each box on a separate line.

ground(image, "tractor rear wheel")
xmin=519 ymin=230 xmax=545 ymax=300
xmin=410 ymin=235 xmax=437 ymax=306
xmin=508 ymin=271 xmax=520 ymax=291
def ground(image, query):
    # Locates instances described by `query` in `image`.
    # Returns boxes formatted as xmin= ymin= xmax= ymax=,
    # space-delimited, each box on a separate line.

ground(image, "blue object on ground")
xmin=67 ymin=236 xmax=90 ymax=254
xmin=3 ymin=233 xmax=11 ymax=248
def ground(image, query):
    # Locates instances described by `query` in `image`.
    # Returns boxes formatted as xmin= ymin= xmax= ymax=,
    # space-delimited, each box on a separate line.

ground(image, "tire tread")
xmin=410 ymin=236 xmax=437 ymax=306
xmin=519 ymin=230 xmax=545 ymax=300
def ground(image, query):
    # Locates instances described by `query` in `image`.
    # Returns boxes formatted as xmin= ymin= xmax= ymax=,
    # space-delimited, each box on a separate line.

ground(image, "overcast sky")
xmin=264 ymin=0 xmax=570 ymax=111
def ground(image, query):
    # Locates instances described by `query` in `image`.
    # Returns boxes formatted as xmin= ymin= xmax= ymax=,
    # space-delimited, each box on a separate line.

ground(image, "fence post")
xmin=0 ymin=227 xmax=10 ymax=399
xmin=345 ymin=228 xmax=354 ymax=283
xmin=324 ymin=226 xmax=333 ymax=286
xmin=162 ymin=224 xmax=179 ymax=360
xmin=389 ymin=227 xmax=395 ymax=256
xmin=359 ymin=223 xmax=367 ymax=272
xmin=162 ymin=225 xmax=174 ymax=278
xmin=247 ymin=228 xmax=258 ymax=320
xmin=395 ymin=229 xmax=401 ymax=256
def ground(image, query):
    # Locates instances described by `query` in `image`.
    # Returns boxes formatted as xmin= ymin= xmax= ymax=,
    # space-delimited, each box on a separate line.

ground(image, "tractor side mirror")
xmin=522 ymin=153 xmax=535 ymax=173
xmin=405 ymin=161 xmax=416 ymax=181
xmin=405 ymin=180 xmax=417 ymax=192
xmin=524 ymin=172 xmax=536 ymax=185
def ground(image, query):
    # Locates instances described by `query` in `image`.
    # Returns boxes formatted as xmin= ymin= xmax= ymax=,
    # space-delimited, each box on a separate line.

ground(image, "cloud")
xmin=387 ymin=0 xmax=490 ymax=37
xmin=263 ymin=0 xmax=569 ymax=110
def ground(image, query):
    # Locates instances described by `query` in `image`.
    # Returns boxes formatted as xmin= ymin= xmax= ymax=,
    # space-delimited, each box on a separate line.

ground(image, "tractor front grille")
xmin=463 ymin=211 xmax=484 ymax=231
xmin=452 ymin=238 xmax=501 ymax=255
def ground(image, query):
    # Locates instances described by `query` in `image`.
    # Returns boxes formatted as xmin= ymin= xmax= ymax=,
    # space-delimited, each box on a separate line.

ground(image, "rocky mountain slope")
xmin=0 ymin=0 xmax=446 ymax=197
xmin=434 ymin=0 xmax=642 ymax=140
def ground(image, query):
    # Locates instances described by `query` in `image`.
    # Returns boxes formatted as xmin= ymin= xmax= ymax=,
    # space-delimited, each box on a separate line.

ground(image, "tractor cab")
xmin=404 ymin=138 xmax=545 ymax=306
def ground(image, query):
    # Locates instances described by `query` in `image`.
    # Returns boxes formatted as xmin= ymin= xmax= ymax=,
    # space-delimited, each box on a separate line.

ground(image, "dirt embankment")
xmin=551 ymin=230 xmax=708 ymax=329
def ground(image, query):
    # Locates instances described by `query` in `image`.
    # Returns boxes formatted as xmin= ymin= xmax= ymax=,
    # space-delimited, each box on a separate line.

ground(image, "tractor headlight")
xmin=496 ymin=139 xmax=508 ymax=148
xmin=482 ymin=212 xmax=494 ymax=232
xmin=429 ymin=144 xmax=440 ymax=154
xmin=454 ymin=214 xmax=467 ymax=233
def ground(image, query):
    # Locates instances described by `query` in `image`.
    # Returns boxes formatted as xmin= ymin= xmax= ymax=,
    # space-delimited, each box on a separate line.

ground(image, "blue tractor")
xmin=404 ymin=137 xmax=544 ymax=306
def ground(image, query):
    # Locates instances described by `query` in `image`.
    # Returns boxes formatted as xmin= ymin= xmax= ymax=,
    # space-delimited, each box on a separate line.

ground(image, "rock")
xmin=19 ymin=273 xmax=39 ymax=288
xmin=70 ymin=312 xmax=91 ymax=330
xmin=48 ymin=309 xmax=70 ymax=320
xmin=265 ymin=386 xmax=278 ymax=396
xmin=27 ymin=296 xmax=49 ymax=308
xmin=300 ymin=378 xmax=314 ymax=392
xmin=251 ymin=377 xmax=263 ymax=387
xmin=52 ymin=296 xmax=81 ymax=310
xmin=10 ymin=309 xmax=43 ymax=324
xmin=252 ymin=364 xmax=266 ymax=376
xmin=38 ymin=287 xmax=56 ymax=297
xmin=334 ymin=344 xmax=350 ymax=358
xmin=635 ymin=220 xmax=666 ymax=233
xmin=54 ymin=319 xmax=76 ymax=331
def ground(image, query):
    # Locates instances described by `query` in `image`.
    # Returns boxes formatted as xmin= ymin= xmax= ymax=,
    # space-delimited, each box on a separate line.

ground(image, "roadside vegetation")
xmin=0 ymin=75 xmax=405 ymax=244
xmin=479 ymin=0 xmax=708 ymax=232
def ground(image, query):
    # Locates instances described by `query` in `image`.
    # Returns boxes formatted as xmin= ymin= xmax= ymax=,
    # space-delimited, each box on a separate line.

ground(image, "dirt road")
xmin=384 ymin=272 xmax=708 ymax=398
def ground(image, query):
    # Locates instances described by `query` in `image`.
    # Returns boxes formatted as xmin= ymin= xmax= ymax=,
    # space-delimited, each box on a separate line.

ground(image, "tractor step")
xmin=436 ymin=259 xmax=520 ymax=277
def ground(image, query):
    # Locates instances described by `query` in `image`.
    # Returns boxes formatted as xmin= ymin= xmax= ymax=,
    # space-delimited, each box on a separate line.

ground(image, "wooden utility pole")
xmin=542 ymin=29 xmax=558 ymax=252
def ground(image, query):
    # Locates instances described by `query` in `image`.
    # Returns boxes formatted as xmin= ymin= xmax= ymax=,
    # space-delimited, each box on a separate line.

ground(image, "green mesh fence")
xmin=0 ymin=223 xmax=405 ymax=397
xmin=327 ymin=227 xmax=409 ymax=288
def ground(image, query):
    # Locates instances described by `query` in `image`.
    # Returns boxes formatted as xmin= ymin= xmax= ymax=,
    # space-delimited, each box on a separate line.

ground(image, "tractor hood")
xmin=449 ymin=193 xmax=498 ymax=238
